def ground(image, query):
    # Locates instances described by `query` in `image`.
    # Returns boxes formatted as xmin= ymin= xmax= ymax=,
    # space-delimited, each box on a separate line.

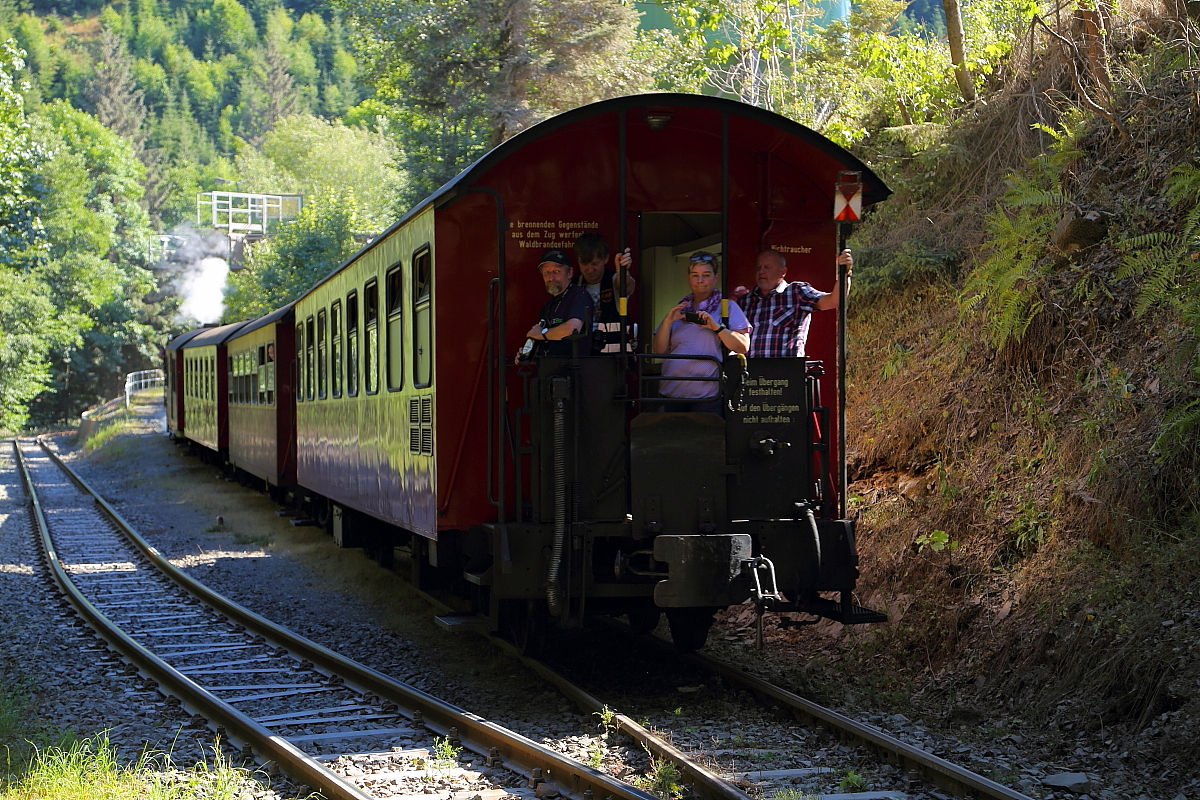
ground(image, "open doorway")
xmin=638 ymin=213 xmax=722 ymax=346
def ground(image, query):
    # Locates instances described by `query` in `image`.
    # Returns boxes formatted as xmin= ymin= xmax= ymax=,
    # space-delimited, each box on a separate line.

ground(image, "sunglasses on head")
xmin=690 ymin=254 xmax=715 ymax=263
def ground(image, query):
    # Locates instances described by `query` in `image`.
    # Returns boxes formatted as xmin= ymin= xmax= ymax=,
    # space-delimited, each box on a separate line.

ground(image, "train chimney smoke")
xmin=157 ymin=224 xmax=233 ymax=325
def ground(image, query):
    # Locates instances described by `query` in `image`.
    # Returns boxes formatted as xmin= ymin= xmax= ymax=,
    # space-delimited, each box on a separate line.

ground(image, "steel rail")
xmin=21 ymin=439 xmax=655 ymax=800
xmin=483 ymin=633 xmax=754 ymax=800
xmin=687 ymin=651 xmax=1035 ymax=800
xmin=568 ymin=615 xmax=1037 ymax=800
xmin=14 ymin=440 xmax=375 ymax=800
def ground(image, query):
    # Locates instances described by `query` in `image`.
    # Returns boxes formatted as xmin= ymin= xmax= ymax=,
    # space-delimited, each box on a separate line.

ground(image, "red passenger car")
xmin=277 ymin=94 xmax=891 ymax=650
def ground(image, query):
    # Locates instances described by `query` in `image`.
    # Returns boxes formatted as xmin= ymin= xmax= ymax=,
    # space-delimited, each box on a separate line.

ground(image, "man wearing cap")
xmin=571 ymin=232 xmax=635 ymax=354
xmin=734 ymin=248 xmax=853 ymax=358
xmin=521 ymin=248 xmax=593 ymax=360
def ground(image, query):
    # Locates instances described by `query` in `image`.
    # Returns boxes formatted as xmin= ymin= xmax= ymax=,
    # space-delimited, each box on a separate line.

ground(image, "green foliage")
xmin=959 ymin=115 xmax=1086 ymax=349
xmin=770 ymin=789 xmax=818 ymax=800
xmin=1114 ymin=164 xmax=1200 ymax=462
xmin=3 ymin=734 xmax=266 ymax=799
xmin=593 ymin=704 xmax=618 ymax=734
xmin=1116 ymin=164 xmax=1200 ymax=317
xmin=880 ymin=342 xmax=911 ymax=379
xmin=24 ymin=98 xmax=161 ymax=424
xmin=0 ymin=39 xmax=48 ymax=266
xmin=223 ymin=189 xmax=361 ymax=321
xmin=0 ymin=269 xmax=59 ymax=430
xmin=656 ymin=0 xmax=1038 ymax=145
xmin=233 ymin=113 xmax=402 ymax=230
xmin=1009 ymin=498 xmax=1050 ymax=554
xmin=839 ymin=769 xmax=867 ymax=791
xmin=429 ymin=736 xmax=460 ymax=770
xmin=632 ymin=754 xmax=683 ymax=799
xmin=914 ymin=528 xmax=958 ymax=553
xmin=344 ymin=0 xmax=646 ymax=205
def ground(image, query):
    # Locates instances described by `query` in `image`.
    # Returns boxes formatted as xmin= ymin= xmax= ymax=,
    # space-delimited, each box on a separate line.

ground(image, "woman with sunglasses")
xmin=651 ymin=251 xmax=751 ymax=413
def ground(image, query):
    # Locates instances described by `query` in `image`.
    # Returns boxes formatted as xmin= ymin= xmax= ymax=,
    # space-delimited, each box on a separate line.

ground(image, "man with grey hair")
xmin=734 ymin=248 xmax=852 ymax=358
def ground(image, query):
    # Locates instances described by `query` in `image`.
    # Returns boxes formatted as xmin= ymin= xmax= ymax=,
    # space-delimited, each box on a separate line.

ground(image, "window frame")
xmin=385 ymin=263 xmax=404 ymax=392
xmin=364 ymin=279 xmax=380 ymax=395
xmin=346 ymin=291 xmax=359 ymax=398
xmin=317 ymin=308 xmax=328 ymax=400
xmin=331 ymin=301 xmax=343 ymax=399
xmin=412 ymin=244 xmax=433 ymax=389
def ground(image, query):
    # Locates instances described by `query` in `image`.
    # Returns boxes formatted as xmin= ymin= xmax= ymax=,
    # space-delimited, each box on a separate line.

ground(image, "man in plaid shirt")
xmin=735 ymin=248 xmax=853 ymax=357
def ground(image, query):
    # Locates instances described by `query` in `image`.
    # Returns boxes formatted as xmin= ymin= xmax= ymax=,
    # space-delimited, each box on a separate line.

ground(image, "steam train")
xmin=165 ymin=94 xmax=891 ymax=652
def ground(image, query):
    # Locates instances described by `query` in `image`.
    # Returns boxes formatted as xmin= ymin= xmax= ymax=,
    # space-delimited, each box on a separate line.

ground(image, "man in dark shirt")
xmin=524 ymin=248 xmax=593 ymax=359
xmin=571 ymin=232 xmax=635 ymax=354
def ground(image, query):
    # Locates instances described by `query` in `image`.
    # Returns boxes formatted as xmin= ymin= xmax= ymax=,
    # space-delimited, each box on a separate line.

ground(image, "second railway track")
xmin=14 ymin=437 xmax=655 ymax=800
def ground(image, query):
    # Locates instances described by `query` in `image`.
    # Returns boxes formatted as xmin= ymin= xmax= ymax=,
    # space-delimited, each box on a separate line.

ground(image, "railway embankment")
xmin=710 ymin=24 xmax=1200 ymax=800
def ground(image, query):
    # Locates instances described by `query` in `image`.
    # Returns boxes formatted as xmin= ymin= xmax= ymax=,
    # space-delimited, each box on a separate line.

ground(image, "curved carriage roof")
xmin=165 ymin=327 xmax=210 ymax=351
xmin=305 ymin=93 xmax=892 ymax=296
xmin=227 ymin=302 xmax=295 ymax=340
xmin=176 ymin=320 xmax=253 ymax=349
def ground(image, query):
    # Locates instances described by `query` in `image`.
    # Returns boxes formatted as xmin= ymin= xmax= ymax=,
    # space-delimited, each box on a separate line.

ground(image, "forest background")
xmin=0 ymin=0 xmax=1032 ymax=429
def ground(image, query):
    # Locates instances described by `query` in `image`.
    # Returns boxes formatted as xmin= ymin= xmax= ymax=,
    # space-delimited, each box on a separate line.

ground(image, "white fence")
xmin=79 ymin=369 xmax=166 ymax=441
xmin=125 ymin=369 xmax=165 ymax=408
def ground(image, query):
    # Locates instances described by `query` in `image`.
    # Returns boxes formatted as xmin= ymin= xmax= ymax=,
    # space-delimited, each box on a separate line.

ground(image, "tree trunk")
xmin=941 ymin=0 xmax=976 ymax=103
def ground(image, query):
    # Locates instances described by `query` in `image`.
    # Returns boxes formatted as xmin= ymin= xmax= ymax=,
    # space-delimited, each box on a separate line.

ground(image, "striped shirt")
xmin=737 ymin=280 xmax=827 ymax=358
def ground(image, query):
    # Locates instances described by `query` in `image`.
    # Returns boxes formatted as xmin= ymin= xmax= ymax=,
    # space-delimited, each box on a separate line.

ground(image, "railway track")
xmin=13 ymin=437 xmax=655 ymax=800
xmin=465 ymin=621 xmax=1036 ymax=800
xmin=19 ymin=431 xmax=1036 ymax=800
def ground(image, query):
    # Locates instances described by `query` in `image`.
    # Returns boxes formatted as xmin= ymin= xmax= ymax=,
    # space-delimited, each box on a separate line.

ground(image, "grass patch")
xmin=80 ymin=419 xmax=137 ymax=455
xmin=231 ymin=532 xmax=273 ymax=548
xmin=0 ymin=735 xmax=284 ymax=800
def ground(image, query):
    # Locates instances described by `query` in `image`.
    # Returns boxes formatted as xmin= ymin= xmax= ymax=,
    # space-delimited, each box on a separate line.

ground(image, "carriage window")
xmin=317 ymin=309 xmax=328 ymax=399
xmin=412 ymin=246 xmax=432 ymax=388
xmin=331 ymin=301 xmax=342 ymax=398
xmin=296 ymin=323 xmax=305 ymax=401
xmin=364 ymin=280 xmax=379 ymax=394
xmin=346 ymin=291 xmax=359 ymax=397
xmin=385 ymin=264 xmax=403 ymax=391
xmin=306 ymin=317 xmax=316 ymax=401
xmin=264 ymin=341 xmax=275 ymax=405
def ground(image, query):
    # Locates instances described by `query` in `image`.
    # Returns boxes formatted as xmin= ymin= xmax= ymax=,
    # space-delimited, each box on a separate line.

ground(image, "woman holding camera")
xmin=651 ymin=251 xmax=751 ymax=413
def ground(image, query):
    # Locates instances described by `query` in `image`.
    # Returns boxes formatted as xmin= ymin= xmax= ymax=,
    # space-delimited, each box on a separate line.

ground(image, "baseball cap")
xmin=538 ymin=248 xmax=570 ymax=268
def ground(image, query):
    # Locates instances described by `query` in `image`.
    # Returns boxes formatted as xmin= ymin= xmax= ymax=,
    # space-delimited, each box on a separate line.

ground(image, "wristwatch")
xmin=715 ymin=324 xmax=727 ymax=334
xmin=540 ymin=327 xmax=550 ymax=339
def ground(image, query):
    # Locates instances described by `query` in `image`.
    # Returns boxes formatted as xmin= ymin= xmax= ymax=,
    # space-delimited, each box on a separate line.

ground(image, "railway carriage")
xmin=164 ymin=327 xmax=207 ymax=438
xmin=273 ymin=93 xmax=891 ymax=650
xmin=171 ymin=322 xmax=251 ymax=456
xmin=225 ymin=304 xmax=297 ymax=493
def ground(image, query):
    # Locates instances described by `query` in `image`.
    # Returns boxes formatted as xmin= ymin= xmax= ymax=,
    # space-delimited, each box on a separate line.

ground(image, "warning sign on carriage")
xmin=834 ymin=171 xmax=863 ymax=222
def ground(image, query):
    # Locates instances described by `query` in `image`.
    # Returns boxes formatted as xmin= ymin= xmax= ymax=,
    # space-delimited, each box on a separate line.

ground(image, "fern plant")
xmin=959 ymin=115 xmax=1085 ymax=349
xmin=1114 ymin=163 xmax=1200 ymax=460
xmin=1115 ymin=164 xmax=1200 ymax=316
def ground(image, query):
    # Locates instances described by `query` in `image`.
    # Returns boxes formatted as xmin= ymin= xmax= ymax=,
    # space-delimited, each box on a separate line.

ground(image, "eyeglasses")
xmin=689 ymin=254 xmax=715 ymax=263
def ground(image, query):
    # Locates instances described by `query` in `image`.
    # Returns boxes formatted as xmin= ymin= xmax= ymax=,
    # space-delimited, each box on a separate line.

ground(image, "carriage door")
xmin=637 ymin=213 xmax=722 ymax=346
xmin=630 ymin=213 xmax=729 ymax=536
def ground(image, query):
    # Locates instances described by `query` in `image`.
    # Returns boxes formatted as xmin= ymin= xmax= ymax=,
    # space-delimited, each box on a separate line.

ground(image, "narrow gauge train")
xmin=166 ymin=93 xmax=891 ymax=652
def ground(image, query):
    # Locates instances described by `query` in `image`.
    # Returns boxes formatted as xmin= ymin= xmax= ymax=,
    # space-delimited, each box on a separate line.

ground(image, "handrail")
xmin=634 ymin=352 xmax=725 ymax=405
